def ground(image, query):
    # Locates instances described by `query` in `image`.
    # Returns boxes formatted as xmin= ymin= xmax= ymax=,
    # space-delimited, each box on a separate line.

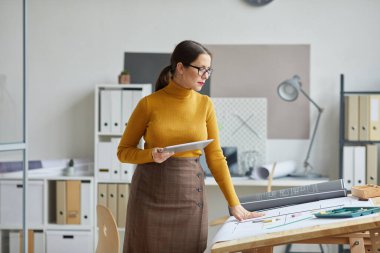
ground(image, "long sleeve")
xmin=204 ymin=98 xmax=240 ymax=207
xmin=117 ymin=97 xmax=154 ymax=164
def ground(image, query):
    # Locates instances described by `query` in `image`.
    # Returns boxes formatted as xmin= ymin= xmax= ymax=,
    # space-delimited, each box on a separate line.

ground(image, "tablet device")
xmin=162 ymin=139 xmax=214 ymax=153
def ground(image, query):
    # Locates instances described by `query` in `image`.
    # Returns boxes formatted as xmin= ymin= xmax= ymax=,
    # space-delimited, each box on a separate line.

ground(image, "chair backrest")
xmin=96 ymin=205 xmax=120 ymax=253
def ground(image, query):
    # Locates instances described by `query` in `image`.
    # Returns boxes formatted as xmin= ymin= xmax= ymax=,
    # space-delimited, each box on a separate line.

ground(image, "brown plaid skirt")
xmin=123 ymin=157 xmax=208 ymax=253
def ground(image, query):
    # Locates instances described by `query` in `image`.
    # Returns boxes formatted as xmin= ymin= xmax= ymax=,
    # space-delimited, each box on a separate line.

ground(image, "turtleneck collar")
xmin=162 ymin=79 xmax=193 ymax=99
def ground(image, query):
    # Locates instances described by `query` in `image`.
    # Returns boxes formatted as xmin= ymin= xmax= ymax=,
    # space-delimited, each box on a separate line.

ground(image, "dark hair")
xmin=155 ymin=40 xmax=212 ymax=91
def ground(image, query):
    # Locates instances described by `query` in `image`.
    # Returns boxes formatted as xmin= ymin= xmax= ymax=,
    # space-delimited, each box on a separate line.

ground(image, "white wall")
xmin=3 ymin=0 xmax=380 ymax=174
xmin=1 ymin=1 xmax=379 ymax=251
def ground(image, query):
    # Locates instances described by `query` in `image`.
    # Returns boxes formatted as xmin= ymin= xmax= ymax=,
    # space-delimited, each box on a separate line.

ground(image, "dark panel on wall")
xmin=124 ymin=52 xmax=210 ymax=95
xmin=207 ymin=45 xmax=310 ymax=139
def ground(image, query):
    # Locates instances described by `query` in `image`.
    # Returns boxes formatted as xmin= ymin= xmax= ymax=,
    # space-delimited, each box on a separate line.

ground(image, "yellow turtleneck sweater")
xmin=117 ymin=80 xmax=240 ymax=207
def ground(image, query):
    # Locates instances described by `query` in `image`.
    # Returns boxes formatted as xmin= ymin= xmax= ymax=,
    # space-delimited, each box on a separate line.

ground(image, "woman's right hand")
xmin=152 ymin=148 xmax=174 ymax=163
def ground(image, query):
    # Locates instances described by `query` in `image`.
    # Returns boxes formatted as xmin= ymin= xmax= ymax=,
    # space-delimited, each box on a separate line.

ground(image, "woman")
xmin=117 ymin=40 xmax=263 ymax=253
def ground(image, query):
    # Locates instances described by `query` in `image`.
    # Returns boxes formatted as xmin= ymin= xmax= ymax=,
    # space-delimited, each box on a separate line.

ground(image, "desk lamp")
xmin=277 ymin=75 xmax=323 ymax=178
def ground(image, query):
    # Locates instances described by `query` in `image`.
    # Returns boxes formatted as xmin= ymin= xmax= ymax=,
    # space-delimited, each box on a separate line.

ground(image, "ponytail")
xmin=155 ymin=65 xmax=172 ymax=91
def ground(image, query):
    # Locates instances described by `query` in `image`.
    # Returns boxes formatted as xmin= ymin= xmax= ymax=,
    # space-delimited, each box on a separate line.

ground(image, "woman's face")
xmin=176 ymin=53 xmax=212 ymax=92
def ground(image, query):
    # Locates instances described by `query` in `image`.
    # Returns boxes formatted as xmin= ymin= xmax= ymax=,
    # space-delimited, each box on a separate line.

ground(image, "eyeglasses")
xmin=188 ymin=64 xmax=213 ymax=77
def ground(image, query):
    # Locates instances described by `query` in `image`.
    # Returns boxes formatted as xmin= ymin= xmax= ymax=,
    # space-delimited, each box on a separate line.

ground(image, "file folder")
xmin=9 ymin=231 xmax=20 ymax=253
xmin=110 ymin=138 xmax=121 ymax=181
xmin=27 ymin=230 xmax=35 ymax=253
xmin=34 ymin=230 xmax=44 ymax=253
xmin=56 ymin=180 xmax=66 ymax=224
xmin=359 ymin=95 xmax=370 ymax=141
xmin=117 ymin=184 xmax=129 ymax=227
xmin=343 ymin=146 xmax=354 ymax=190
xmin=344 ymin=95 xmax=359 ymax=141
xmin=107 ymin=184 xmax=118 ymax=222
xmin=122 ymin=90 xmax=133 ymax=128
xmin=100 ymin=89 xmax=111 ymax=133
xmin=110 ymin=90 xmax=122 ymax=133
xmin=132 ymin=89 xmax=142 ymax=110
xmin=97 ymin=183 xmax=107 ymax=208
xmin=354 ymin=146 xmax=366 ymax=186
xmin=370 ymin=95 xmax=380 ymax=140
xmin=120 ymin=163 xmax=135 ymax=182
xmin=81 ymin=180 xmax=91 ymax=225
xmin=66 ymin=180 xmax=81 ymax=224
xmin=97 ymin=142 xmax=112 ymax=180
xmin=366 ymin=144 xmax=378 ymax=185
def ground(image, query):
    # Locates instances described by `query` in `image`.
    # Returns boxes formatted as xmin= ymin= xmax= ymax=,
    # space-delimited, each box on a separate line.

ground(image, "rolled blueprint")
xmin=239 ymin=179 xmax=347 ymax=212
xmin=250 ymin=160 xmax=296 ymax=180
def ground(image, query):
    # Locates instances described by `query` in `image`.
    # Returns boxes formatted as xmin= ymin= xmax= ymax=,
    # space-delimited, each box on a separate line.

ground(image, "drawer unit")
xmin=46 ymin=230 xmax=93 ymax=253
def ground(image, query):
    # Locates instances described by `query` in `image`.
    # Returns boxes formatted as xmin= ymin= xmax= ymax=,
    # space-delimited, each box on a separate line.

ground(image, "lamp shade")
xmin=277 ymin=75 xmax=302 ymax=101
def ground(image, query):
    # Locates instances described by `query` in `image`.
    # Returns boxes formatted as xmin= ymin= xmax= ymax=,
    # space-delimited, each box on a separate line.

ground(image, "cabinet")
xmin=339 ymin=74 xmax=380 ymax=191
xmin=0 ymin=177 xmax=94 ymax=253
xmin=94 ymin=84 xmax=152 ymax=251
xmin=0 ymin=180 xmax=44 ymax=228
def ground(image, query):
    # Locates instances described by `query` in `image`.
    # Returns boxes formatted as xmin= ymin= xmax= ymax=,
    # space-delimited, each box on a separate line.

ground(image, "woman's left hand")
xmin=229 ymin=204 xmax=265 ymax=221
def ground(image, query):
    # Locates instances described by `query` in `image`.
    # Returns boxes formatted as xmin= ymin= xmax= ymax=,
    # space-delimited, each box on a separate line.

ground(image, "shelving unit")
xmin=339 ymin=74 xmax=380 ymax=190
xmin=94 ymin=83 xmax=152 ymax=252
xmin=0 ymin=177 xmax=94 ymax=253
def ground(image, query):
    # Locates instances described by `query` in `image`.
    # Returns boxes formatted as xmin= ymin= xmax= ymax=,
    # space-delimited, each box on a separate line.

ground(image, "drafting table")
xmin=211 ymin=197 xmax=380 ymax=253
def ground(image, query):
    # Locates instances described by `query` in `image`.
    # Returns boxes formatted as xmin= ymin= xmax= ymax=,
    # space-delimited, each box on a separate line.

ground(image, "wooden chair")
xmin=96 ymin=205 xmax=120 ymax=253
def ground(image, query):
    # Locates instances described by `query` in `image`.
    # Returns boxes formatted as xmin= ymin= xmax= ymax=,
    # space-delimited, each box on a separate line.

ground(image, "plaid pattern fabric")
xmin=123 ymin=157 xmax=208 ymax=253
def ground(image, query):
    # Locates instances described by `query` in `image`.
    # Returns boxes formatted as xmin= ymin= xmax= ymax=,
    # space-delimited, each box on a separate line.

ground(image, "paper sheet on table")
xmin=250 ymin=160 xmax=296 ymax=180
xmin=210 ymin=196 xmax=375 ymax=247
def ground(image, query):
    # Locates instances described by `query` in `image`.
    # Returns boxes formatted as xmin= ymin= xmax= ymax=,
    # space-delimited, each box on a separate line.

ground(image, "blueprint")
xmin=212 ymin=196 xmax=375 ymax=245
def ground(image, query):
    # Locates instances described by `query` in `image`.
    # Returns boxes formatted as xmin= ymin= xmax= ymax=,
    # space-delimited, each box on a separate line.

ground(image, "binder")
xmin=56 ymin=180 xmax=66 ymax=224
xmin=110 ymin=138 xmax=121 ymax=181
xmin=97 ymin=142 xmax=112 ymax=180
xmin=107 ymin=184 xmax=118 ymax=221
xmin=80 ymin=180 xmax=91 ymax=225
xmin=344 ymin=95 xmax=359 ymax=141
xmin=27 ymin=230 xmax=35 ymax=253
xmin=100 ymin=89 xmax=111 ymax=133
xmin=121 ymin=163 xmax=135 ymax=182
xmin=359 ymin=95 xmax=370 ymax=141
xmin=9 ymin=231 xmax=20 ymax=253
xmin=97 ymin=183 xmax=108 ymax=207
xmin=343 ymin=146 xmax=354 ymax=190
xmin=370 ymin=95 xmax=380 ymax=140
xmin=110 ymin=90 xmax=122 ymax=133
xmin=117 ymin=184 xmax=129 ymax=227
xmin=122 ymin=90 xmax=134 ymax=128
xmin=66 ymin=180 xmax=81 ymax=224
xmin=366 ymin=144 xmax=378 ymax=185
xmin=33 ymin=230 xmax=44 ymax=253
xmin=132 ymin=89 xmax=142 ymax=110
xmin=354 ymin=146 xmax=366 ymax=186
